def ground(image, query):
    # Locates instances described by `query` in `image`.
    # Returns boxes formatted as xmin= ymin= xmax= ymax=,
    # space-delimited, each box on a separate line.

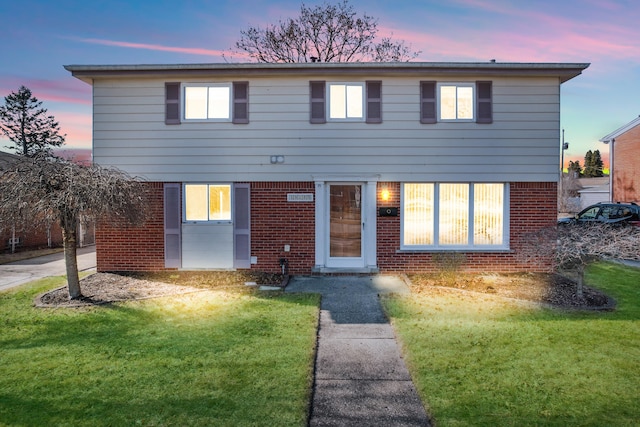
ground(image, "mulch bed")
xmin=408 ymin=272 xmax=615 ymax=310
xmin=35 ymin=270 xmax=614 ymax=310
xmin=35 ymin=270 xmax=287 ymax=308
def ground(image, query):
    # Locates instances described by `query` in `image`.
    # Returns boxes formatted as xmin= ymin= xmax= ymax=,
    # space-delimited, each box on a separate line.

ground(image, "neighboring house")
xmin=0 ymin=151 xmax=64 ymax=251
xmin=65 ymin=61 xmax=588 ymax=274
xmin=600 ymin=115 xmax=640 ymax=204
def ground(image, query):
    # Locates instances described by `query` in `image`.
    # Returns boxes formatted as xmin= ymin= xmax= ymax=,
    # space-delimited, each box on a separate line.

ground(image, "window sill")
xmin=182 ymin=119 xmax=232 ymax=123
xmin=183 ymin=221 xmax=232 ymax=225
xmin=397 ymin=247 xmax=510 ymax=253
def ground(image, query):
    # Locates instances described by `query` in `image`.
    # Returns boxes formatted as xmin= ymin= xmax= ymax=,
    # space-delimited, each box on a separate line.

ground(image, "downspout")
xmin=602 ymin=138 xmax=614 ymax=202
xmin=609 ymin=138 xmax=614 ymax=202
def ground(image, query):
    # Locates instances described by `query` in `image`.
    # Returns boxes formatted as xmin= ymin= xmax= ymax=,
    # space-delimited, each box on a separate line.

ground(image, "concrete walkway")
xmin=286 ymin=275 xmax=431 ymax=426
xmin=0 ymin=246 xmax=96 ymax=291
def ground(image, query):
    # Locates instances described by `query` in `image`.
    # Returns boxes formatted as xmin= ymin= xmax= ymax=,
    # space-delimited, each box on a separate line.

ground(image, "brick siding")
xmin=96 ymin=181 xmax=556 ymax=273
xmin=613 ymin=124 xmax=640 ymax=203
xmin=376 ymin=182 xmax=557 ymax=273
xmin=96 ymin=182 xmax=166 ymax=271
xmin=0 ymin=222 xmax=63 ymax=252
xmin=249 ymin=182 xmax=315 ymax=274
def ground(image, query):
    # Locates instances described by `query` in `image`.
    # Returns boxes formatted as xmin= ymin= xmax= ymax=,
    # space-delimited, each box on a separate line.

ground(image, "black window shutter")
xmin=420 ymin=81 xmax=437 ymax=124
xmin=476 ymin=81 xmax=493 ymax=124
xmin=165 ymin=82 xmax=181 ymax=125
xmin=232 ymin=81 xmax=249 ymax=124
xmin=366 ymin=81 xmax=382 ymax=123
xmin=310 ymin=81 xmax=326 ymax=124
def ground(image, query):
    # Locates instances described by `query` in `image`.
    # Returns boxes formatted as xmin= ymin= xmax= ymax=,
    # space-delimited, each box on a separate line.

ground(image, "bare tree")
xmin=0 ymin=154 xmax=148 ymax=299
xmin=233 ymin=0 xmax=420 ymax=63
xmin=558 ymin=174 xmax=582 ymax=213
xmin=555 ymin=223 xmax=639 ymax=297
xmin=521 ymin=223 xmax=640 ymax=299
xmin=0 ymin=86 xmax=65 ymax=156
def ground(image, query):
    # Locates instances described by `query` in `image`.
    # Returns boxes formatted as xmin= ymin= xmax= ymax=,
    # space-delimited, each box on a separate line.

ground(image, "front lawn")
xmin=383 ymin=262 xmax=640 ymax=426
xmin=0 ymin=277 xmax=319 ymax=426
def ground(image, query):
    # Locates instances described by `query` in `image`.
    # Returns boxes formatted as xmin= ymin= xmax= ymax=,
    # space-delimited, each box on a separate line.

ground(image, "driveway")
xmin=0 ymin=246 xmax=96 ymax=291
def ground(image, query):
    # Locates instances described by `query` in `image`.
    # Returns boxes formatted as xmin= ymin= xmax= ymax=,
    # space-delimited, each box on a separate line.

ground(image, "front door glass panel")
xmin=329 ymin=184 xmax=362 ymax=257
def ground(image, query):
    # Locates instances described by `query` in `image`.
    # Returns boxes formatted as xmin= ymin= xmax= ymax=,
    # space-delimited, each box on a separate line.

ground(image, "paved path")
xmin=0 ymin=246 xmax=96 ymax=291
xmin=286 ymin=275 xmax=431 ymax=426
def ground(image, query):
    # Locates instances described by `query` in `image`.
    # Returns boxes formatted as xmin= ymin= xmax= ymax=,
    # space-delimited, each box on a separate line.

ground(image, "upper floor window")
xmin=310 ymin=81 xmax=382 ymax=124
xmin=184 ymin=84 xmax=231 ymax=121
xmin=328 ymin=83 xmax=364 ymax=120
xmin=165 ymin=82 xmax=248 ymax=125
xmin=421 ymin=81 xmax=492 ymax=124
xmin=439 ymin=83 xmax=474 ymax=121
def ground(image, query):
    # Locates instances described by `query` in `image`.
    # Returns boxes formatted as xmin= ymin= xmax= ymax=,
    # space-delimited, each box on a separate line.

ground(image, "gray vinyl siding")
xmin=92 ymin=75 xmax=561 ymax=183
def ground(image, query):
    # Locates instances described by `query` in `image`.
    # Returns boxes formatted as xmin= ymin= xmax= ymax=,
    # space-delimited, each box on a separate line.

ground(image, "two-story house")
xmin=65 ymin=62 xmax=588 ymax=274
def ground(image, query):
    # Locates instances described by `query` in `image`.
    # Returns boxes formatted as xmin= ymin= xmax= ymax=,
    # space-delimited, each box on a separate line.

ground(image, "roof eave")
xmin=64 ymin=62 xmax=589 ymax=85
xmin=600 ymin=115 xmax=640 ymax=143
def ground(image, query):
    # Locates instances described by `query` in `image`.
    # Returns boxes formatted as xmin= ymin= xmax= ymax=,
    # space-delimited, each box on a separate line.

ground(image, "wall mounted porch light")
xmin=380 ymin=184 xmax=391 ymax=202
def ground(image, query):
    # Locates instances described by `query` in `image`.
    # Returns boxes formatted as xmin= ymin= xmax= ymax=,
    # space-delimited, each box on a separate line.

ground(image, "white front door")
xmin=326 ymin=183 xmax=364 ymax=268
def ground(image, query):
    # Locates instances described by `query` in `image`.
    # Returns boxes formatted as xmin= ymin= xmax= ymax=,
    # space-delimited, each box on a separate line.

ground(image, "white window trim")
xmin=437 ymin=82 xmax=475 ymax=122
xmin=327 ymin=82 xmax=365 ymax=122
xmin=182 ymin=83 xmax=232 ymax=122
xmin=182 ymin=183 xmax=233 ymax=224
xmin=400 ymin=182 xmax=510 ymax=251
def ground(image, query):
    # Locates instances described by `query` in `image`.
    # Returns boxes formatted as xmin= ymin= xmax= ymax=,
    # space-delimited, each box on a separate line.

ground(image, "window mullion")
xmin=468 ymin=184 xmax=474 ymax=246
xmin=434 ymin=183 xmax=440 ymax=246
xmin=205 ymin=90 xmax=211 ymax=119
xmin=206 ymin=184 xmax=211 ymax=221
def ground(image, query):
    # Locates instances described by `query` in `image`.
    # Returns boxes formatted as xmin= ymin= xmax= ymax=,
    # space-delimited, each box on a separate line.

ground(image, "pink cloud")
xmin=380 ymin=0 xmax=640 ymax=65
xmin=54 ymin=112 xmax=92 ymax=149
xmin=76 ymin=38 xmax=231 ymax=58
xmin=0 ymin=77 xmax=91 ymax=106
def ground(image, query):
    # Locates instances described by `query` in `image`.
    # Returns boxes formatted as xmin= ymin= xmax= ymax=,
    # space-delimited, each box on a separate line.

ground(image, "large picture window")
xmin=184 ymin=184 xmax=231 ymax=221
xmin=402 ymin=183 xmax=507 ymax=249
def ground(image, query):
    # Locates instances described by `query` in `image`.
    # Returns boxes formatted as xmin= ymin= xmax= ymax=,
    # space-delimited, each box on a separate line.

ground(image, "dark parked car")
xmin=558 ymin=202 xmax=640 ymax=226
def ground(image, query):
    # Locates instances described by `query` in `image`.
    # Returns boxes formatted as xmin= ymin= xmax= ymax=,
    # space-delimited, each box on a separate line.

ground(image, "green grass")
xmin=383 ymin=262 xmax=640 ymax=426
xmin=0 ymin=277 xmax=319 ymax=426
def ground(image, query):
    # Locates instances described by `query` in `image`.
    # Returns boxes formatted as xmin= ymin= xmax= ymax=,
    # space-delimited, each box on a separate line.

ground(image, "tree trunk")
xmin=62 ymin=226 xmax=82 ymax=299
xmin=576 ymin=266 xmax=585 ymax=300
xmin=11 ymin=225 xmax=16 ymax=254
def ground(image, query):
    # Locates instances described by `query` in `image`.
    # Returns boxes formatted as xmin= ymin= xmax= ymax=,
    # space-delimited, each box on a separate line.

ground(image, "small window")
xmin=183 ymin=84 xmax=232 ymax=121
xmin=439 ymin=83 xmax=474 ymax=121
xmin=184 ymin=184 xmax=231 ymax=221
xmin=328 ymin=83 xmax=364 ymax=120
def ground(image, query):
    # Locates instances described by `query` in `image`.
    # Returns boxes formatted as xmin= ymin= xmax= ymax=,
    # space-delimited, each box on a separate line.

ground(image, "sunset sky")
xmin=1 ymin=0 xmax=639 ymax=169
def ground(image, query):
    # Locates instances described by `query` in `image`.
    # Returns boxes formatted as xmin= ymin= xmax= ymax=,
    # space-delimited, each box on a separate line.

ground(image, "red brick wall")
xmin=95 ymin=181 xmax=556 ymax=273
xmin=613 ymin=124 xmax=640 ymax=203
xmin=96 ymin=182 xmax=167 ymax=271
xmin=376 ymin=182 xmax=557 ymax=273
xmin=249 ymin=182 xmax=316 ymax=274
xmin=0 ymin=221 xmax=63 ymax=252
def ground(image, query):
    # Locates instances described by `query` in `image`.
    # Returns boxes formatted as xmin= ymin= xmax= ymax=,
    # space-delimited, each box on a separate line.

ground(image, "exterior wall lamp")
xmin=380 ymin=187 xmax=391 ymax=202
